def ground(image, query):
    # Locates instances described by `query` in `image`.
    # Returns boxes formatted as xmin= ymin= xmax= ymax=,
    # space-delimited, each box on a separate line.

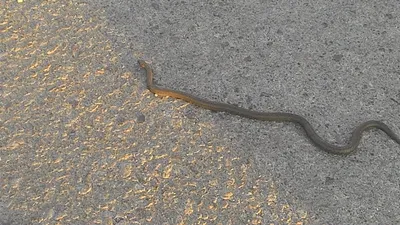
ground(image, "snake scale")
xmin=138 ymin=60 xmax=400 ymax=155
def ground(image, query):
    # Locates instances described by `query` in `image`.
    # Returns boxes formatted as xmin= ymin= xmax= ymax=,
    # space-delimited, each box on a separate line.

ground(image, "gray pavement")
xmin=1 ymin=0 xmax=400 ymax=224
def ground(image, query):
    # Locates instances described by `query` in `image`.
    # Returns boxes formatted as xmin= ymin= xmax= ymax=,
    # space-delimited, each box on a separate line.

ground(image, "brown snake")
xmin=138 ymin=60 xmax=400 ymax=155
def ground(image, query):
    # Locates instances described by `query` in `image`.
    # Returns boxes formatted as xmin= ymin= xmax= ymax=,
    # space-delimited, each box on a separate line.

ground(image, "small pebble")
xmin=136 ymin=112 xmax=145 ymax=123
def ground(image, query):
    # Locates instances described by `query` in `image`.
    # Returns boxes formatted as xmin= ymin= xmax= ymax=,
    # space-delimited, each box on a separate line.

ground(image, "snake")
xmin=138 ymin=60 xmax=400 ymax=155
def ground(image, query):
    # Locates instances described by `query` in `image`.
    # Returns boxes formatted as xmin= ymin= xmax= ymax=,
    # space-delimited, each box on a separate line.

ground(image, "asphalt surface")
xmin=1 ymin=0 xmax=400 ymax=224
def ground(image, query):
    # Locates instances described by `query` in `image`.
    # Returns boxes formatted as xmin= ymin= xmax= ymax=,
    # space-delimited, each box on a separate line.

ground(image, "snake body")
xmin=138 ymin=60 xmax=400 ymax=155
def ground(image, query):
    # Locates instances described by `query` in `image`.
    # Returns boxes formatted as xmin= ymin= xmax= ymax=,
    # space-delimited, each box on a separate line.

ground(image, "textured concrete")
xmin=1 ymin=0 xmax=400 ymax=224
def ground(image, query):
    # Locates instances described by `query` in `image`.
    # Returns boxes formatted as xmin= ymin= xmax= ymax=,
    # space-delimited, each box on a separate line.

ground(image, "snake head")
xmin=138 ymin=60 xmax=147 ymax=68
